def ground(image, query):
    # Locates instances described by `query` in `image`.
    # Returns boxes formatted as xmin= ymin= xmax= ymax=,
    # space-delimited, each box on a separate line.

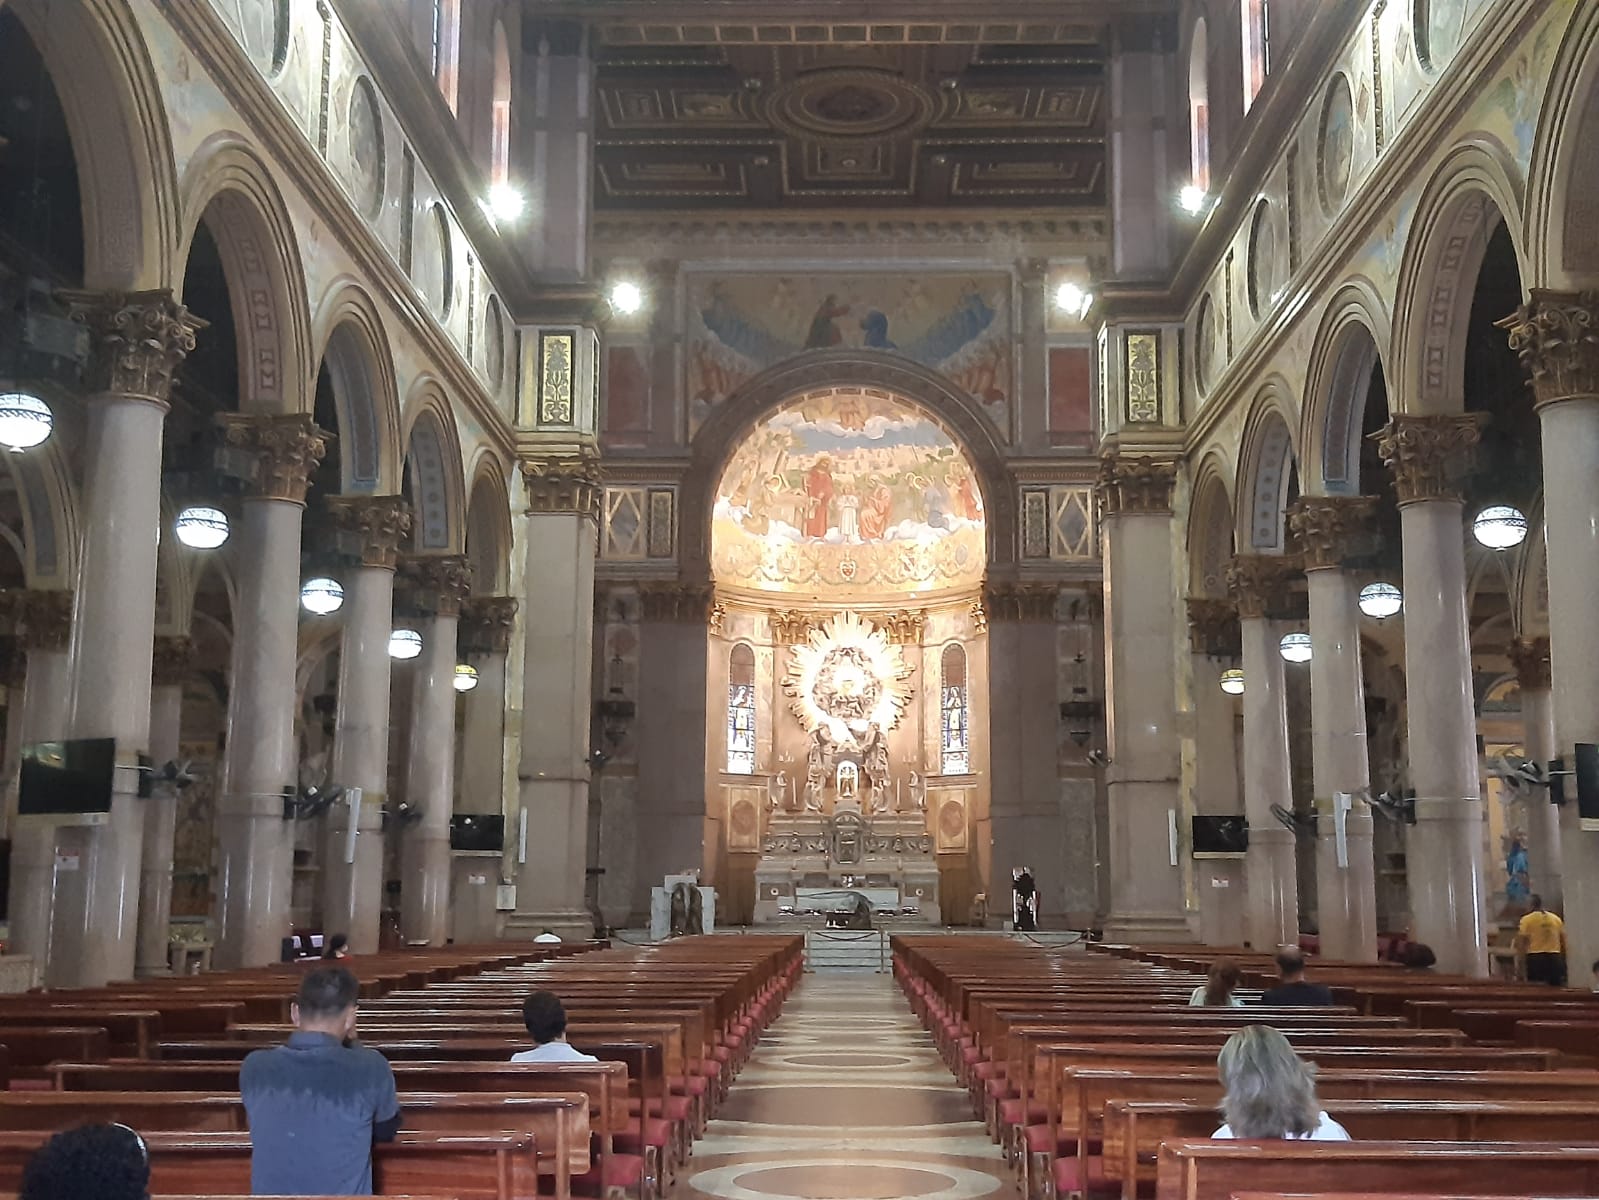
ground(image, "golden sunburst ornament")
xmin=784 ymin=611 xmax=913 ymax=749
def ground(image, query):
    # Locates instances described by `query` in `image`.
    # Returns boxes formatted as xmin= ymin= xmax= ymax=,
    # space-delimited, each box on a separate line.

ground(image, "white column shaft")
xmin=401 ymin=613 xmax=458 ymax=946
xmin=1519 ymin=686 xmax=1562 ymax=908
xmin=1239 ymin=615 xmax=1298 ymax=948
xmin=5 ymin=649 xmax=71 ymax=970
xmin=135 ymin=682 xmax=183 ymax=976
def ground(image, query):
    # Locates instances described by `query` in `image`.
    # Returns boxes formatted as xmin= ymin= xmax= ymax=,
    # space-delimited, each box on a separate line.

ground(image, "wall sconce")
xmin=1059 ymin=688 xmax=1103 ymax=747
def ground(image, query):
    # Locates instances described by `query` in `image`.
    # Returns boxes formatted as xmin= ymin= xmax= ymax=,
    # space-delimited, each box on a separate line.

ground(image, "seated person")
xmin=20 ymin=1124 xmax=150 ymax=1200
xmin=1190 ymin=958 xmax=1245 ymax=1006
xmin=321 ymin=932 xmax=351 ymax=959
xmin=512 ymin=991 xmax=598 ymax=1063
xmin=1259 ymin=947 xmax=1335 ymax=1006
xmin=1213 ymin=1025 xmax=1351 ymax=1140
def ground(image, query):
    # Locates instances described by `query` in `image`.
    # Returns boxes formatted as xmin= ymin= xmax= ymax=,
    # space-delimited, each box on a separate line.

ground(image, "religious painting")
xmin=686 ymin=272 xmax=1013 ymax=435
xmin=346 ymin=78 xmax=385 ymax=220
xmin=712 ymin=390 xmax=987 ymax=596
xmin=603 ymin=344 xmax=651 ymax=441
xmin=215 ymin=0 xmax=289 ymax=74
xmin=1318 ymin=73 xmax=1355 ymax=214
xmin=1047 ymin=347 xmax=1094 ymax=448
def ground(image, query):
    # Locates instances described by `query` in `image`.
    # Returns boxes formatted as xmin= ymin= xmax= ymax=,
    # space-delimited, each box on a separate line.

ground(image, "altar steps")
xmin=804 ymin=929 xmax=888 ymax=972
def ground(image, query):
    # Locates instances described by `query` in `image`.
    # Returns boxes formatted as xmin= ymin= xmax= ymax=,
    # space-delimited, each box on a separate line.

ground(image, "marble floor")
xmin=679 ymin=973 xmax=1009 ymax=1200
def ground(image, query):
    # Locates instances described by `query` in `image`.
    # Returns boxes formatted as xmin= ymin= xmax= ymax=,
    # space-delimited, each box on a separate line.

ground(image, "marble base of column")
xmin=136 ymin=680 xmax=183 ymax=977
xmin=48 ymin=775 xmax=145 ymax=987
xmin=1408 ymin=797 xmax=1488 ymax=975
xmin=1103 ymin=774 xmax=1197 ymax=942
xmin=1244 ymin=826 xmax=1299 ymax=950
xmin=214 ymin=794 xmax=293 ymax=967
xmin=1314 ymin=808 xmax=1377 ymax=962
xmin=7 ymin=823 xmax=58 ymax=968
xmin=507 ymin=778 xmax=594 ymax=942
xmin=323 ymin=796 xmax=385 ymax=953
xmin=400 ymin=833 xmax=451 ymax=946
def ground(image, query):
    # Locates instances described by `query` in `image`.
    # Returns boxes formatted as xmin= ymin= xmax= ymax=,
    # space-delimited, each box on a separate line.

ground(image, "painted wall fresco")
xmin=712 ymin=390 xmax=986 ymax=596
xmin=687 ymin=273 xmax=1012 ymax=437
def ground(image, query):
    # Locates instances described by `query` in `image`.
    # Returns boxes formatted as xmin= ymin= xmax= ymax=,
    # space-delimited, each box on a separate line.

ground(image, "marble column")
xmin=1098 ymin=455 xmax=1191 ymax=939
xmin=1226 ymin=556 xmax=1301 ymax=950
xmin=1289 ymin=497 xmax=1380 ymax=962
xmin=1186 ymin=599 xmax=1247 ymax=946
xmin=454 ymin=597 xmax=519 ymax=941
xmin=135 ymin=636 xmax=192 ymax=977
xmin=508 ymin=455 xmax=600 ymax=941
xmin=321 ymin=496 xmax=411 ymax=953
xmin=1508 ymin=636 xmax=1561 ymax=909
xmin=52 ymin=290 xmax=199 ymax=986
xmin=212 ymin=415 xmax=327 ymax=970
xmin=1377 ymin=414 xmax=1488 ymax=976
xmin=520 ymin=18 xmax=591 ymax=282
xmin=3 ymin=591 xmax=74 ymax=974
xmin=1017 ymin=259 xmax=1050 ymax=449
xmin=399 ymin=555 xmax=472 ymax=947
xmin=1503 ymin=292 xmax=1599 ymax=974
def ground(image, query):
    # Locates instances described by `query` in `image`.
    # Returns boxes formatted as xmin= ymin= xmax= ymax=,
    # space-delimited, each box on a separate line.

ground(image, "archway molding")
xmin=464 ymin=450 xmax=513 ymax=594
xmin=2 ymin=428 xmax=80 ymax=591
xmin=1523 ymin=0 xmax=1599 ymax=288
xmin=312 ymin=280 xmax=404 ymax=494
xmin=401 ymin=378 xmax=467 ymax=554
xmin=1234 ymin=378 xmax=1300 ymax=554
xmin=1300 ymin=280 xmax=1391 ymax=497
xmin=1188 ymin=451 xmax=1236 ymax=598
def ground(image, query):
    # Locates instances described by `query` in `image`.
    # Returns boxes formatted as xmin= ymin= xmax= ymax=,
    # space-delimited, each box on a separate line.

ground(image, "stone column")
xmin=507 ymin=455 xmax=600 ymax=940
xmin=1377 ymin=413 xmax=1488 ymax=976
xmin=1017 ymin=259 xmax=1050 ymax=449
xmin=454 ymin=597 xmax=518 ymax=941
xmin=212 ymin=415 xmax=327 ymax=970
xmin=52 ymin=290 xmax=199 ymax=986
xmin=1226 ymin=555 xmax=1301 ymax=950
xmin=1098 ymin=455 xmax=1191 ymax=939
xmin=1289 ymin=497 xmax=1380 ymax=962
xmin=1508 ymin=636 xmax=1561 ymax=909
xmin=1186 ymin=599 xmax=1246 ymax=946
xmin=520 ymin=19 xmax=591 ymax=282
xmin=135 ymin=636 xmax=192 ymax=977
xmin=321 ymin=496 xmax=411 ymax=953
xmin=398 ymin=555 xmax=472 ymax=947
xmin=1503 ymin=293 xmax=1599 ymax=971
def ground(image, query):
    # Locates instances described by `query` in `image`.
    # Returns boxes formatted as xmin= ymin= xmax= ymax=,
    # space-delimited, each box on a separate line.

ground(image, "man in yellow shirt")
xmin=1516 ymin=894 xmax=1567 ymax=986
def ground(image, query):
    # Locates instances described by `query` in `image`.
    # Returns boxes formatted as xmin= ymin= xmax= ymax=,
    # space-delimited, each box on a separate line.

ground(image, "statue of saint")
xmin=768 ymin=770 xmax=791 ymax=813
xmin=907 ymin=770 xmax=927 ymax=812
xmin=803 ymin=728 xmax=830 ymax=812
xmin=866 ymin=730 xmax=891 ymax=813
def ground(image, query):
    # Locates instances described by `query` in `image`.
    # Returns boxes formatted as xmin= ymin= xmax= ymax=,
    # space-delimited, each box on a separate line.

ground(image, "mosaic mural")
xmin=712 ymin=390 xmax=986 ymax=596
xmin=687 ymin=273 xmax=1012 ymax=435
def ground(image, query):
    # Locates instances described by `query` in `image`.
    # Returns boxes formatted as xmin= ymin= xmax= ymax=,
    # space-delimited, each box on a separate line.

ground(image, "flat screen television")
xmin=450 ymin=813 xmax=505 ymax=853
xmin=1191 ymin=814 xmax=1248 ymax=857
xmin=18 ymin=739 xmax=116 ymax=817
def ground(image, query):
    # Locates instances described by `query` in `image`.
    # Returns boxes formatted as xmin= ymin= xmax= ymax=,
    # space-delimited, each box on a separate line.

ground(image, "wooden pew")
xmin=0 ymin=1026 xmax=111 ymax=1077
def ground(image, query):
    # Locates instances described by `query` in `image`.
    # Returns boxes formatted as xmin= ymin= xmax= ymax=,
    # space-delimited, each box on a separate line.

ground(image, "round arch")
xmin=1187 ymin=452 xmax=1236 ymax=597
xmin=401 ymin=379 xmax=467 ymax=554
xmin=1392 ymin=141 xmax=1529 ymax=416
xmin=681 ymin=350 xmax=1015 ymax=582
xmin=1234 ymin=381 xmax=1300 ymax=554
xmin=1300 ymin=280 xmax=1392 ymax=496
xmin=312 ymin=281 xmax=404 ymax=494
xmin=1523 ymin=0 xmax=1599 ymax=288
xmin=1 ymin=432 xmax=79 ymax=591
xmin=464 ymin=450 xmax=513 ymax=594
xmin=175 ymin=135 xmax=313 ymax=416
xmin=1516 ymin=491 xmax=1549 ymax=638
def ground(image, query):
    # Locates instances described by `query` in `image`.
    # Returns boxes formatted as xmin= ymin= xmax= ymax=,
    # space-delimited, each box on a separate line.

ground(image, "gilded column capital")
xmin=1373 ymin=413 xmax=1482 ymax=504
xmin=875 ymin=609 xmax=927 ymax=645
xmin=218 ymin=413 xmax=329 ymax=503
xmin=1508 ymin=635 xmax=1552 ymax=691
xmin=59 ymin=288 xmax=205 ymax=406
xmin=1186 ymin=597 xmax=1241 ymax=658
xmin=1096 ymin=454 xmax=1178 ymax=515
xmin=639 ymin=581 xmax=715 ymax=624
xmin=1226 ymin=554 xmax=1299 ymax=620
xmin=2 ymin=588 xmax=74 ymax=651
xmin=1287 ymin=496 xmax=1379 ymax=570
xmin=1498 ymin=289 xmax=1599 ymax=407
xmin=522 ymin=453 xmax=602 ymax=519
xmin=401 ymin=554 xmax=474 ymax=618
xmin=769 ymin=609 xmax=818 ymax=644
xmin=459 ymin=596 xmax=519 ymax=655
xmin=152 ymin=635 xmax=196 ymax=686
xmin=968 ymin=599 xmax=989 ymax=634
xmin=328 ymin=494 xmax=413 ymax=569
xmin=984 ymin=582 xmax=1060 ymax=622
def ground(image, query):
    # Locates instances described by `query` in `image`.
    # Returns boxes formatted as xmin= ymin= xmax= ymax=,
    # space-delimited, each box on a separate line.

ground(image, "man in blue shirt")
xmin=241 ymin=966 xmax=401 ymax=1196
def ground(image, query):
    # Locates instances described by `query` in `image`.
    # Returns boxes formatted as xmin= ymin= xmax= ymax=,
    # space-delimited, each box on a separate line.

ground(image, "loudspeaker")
xmin=1549 ymin=757 xmax=1567 ymax=807
xmin=1576 ymin=743 xmax=1599 ymax=830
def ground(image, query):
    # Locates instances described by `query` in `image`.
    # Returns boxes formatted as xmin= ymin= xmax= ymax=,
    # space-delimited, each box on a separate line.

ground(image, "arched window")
xmin=1241 ymin=0 xmax=1270 ymax=113
xmin=727 ymin=643 xmax=756 ymax=775
xmin=491 ymin=20 xmax=512 ymax=186
xmin=1188 ymin=18 xmax=1211 ymax=190
xmin=431 ymin=0 xmax=461 ymax=114
xmin=940 ymin=644 xmax=970 ymax=775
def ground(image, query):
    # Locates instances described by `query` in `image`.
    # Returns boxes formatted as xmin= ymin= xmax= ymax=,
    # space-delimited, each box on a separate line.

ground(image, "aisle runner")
xmin=680 ymin=974 xmax=1008 ymax=1200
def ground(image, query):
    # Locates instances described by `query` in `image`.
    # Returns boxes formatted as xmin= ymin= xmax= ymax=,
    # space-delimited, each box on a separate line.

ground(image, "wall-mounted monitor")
xmin=18 ymin=739 xmax=116 ymax=817
xmin=1191 ymin=814 xmax=1248 ymax=858
xmin=450 ymin=813 xmax=505 ymax=853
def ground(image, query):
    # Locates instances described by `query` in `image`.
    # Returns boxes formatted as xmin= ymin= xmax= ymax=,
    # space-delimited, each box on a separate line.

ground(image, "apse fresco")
xmin=686 ymin=273 xmax=1012 ymax=435
xmin=712 ymin=390 xmax=986 ymax=596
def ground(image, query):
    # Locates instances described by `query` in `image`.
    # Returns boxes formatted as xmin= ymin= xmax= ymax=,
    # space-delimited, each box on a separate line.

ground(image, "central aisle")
xmin=681 ymin=972 xmax=1009 ymax=1200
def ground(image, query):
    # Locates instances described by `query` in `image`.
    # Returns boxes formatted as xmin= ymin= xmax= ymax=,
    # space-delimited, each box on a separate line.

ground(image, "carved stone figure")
xmin=836 ymin=760 xmax=859 ymax=803
xmin=907 ymin=770 xmax=927 ymax=812
xmin=865 ymin=730 xmax=891 ymax=813
xmin=768 ymin=770 xmax=791 ymax=812
xmin=803 ymin=728 xmax=831 ymax=811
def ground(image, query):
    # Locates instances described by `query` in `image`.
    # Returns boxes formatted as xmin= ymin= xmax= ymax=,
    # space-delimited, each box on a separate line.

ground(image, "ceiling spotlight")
xmin=1219 ymin=668 xmax=1245 ymax=696
xmin=388 ymin=628 xmax=423 ymax=660
xmin=1358 ymin=581 xmax=1403 ymax=619
xmin=300 ymin=577 xmax=345 ymax=616
xmin=1279 ymin=631 xmax=1313 ymax=664
xmin=1472 ymin=504 xmax=1528 ymax=550
xmin=453 ymin=663 xmax=480 ymax=692
xmin=610 ymin=280 xmax=645 ymax=315
xmin=1179 ymin=184 xmax=1208 ymax=214
xmin=0 ymin=390 xmax=54 ymax=451
xmin=485 ymin=183 xmax=525 ymax=223
xmin=1054 ymin=282 xmax=1093 ymax=318
xmin=174 ymin=505 xmax=230 ymax=550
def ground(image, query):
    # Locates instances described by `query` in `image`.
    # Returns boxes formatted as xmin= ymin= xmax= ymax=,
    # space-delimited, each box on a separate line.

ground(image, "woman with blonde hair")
xmin=1213 ymin=1025 xmax=1351 ymax=1140
xmin=1189 ymin=958 xmax=1244 ymax=1006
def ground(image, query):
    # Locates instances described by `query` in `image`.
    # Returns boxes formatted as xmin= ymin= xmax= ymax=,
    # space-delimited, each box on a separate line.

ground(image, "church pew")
xmin=1153 ymin=1141 xmax=1599 ymax=1200
xmin=0 ymin=1008 xmax=159 ymax=1057
xmin=0 ymin=1026 xmax=111 ymax=1077
xmin=1230 ymin=1195 xmax=1599 ymax=1200
xmin=1517 ymin=1021 xmax=1599 ymax=1063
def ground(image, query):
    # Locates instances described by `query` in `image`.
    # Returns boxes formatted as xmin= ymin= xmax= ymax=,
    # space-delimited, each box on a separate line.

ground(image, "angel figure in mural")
xmin=804 ymin=294 xmax=851 ymax=349
xmin=803 ymin=728 xmax=831 ymax=812
xmin=907 ymin=770 xmax=927 ymax=813
xmin=768 ymin=770 xmax=791 ymax=813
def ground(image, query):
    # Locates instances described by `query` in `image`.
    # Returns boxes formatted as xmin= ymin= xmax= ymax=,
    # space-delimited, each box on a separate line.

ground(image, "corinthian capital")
xmin=639 ymin=581 xmax=715 ymax=623
xmin=1498 ymin=289 xmax=1599 ymax=406
xmin=1 ymin=588 xmax=73 ymax=651
xmin=1095 ymin=454 xmax=1177 ymax=515
xmin=327 ymin=495 xmax=413 ymax=569
xmin=984 ymin=582 xmax=1059 ymax=622
xmin=60 ymin=289 xmax=205 ymax=406
xmin=1226 ymin=554 xmax=1298 ymax=620
xmin=218 ymin=414 xmax=328 ymax=503
xmin=1186 ymin=597 xmax=1241 ymax=658
xmin=1508 ymin=635 xmax=1552 ymax=691
xmin=460 ymin=596 xmax=519 ymax=654
xmin=522 ymin=453 xmax=602 ymax=519
xmin=152 ymin=635 xmax=196 ymax=686
xmin=401 ymin=554 xmax=474 ymax=617
xmin=1287 ymin=496 xmax=1378 ymax=570
xmin=1374 ymin=414 xmax=1482 ymax=504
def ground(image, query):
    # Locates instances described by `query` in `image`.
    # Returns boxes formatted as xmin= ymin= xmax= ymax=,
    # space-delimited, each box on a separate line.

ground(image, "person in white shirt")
xmin=1188 ymin=958 xmax=1245 ymax=1007
xmin=1211 ymin=1025 xmax=1351 ymax=1141
xmin=510 ymin=991 xmax=598 ymax=1064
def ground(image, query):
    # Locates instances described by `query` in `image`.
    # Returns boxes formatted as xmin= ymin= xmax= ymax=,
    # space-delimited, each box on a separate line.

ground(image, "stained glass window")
xmin=727 ymin=643 xmax=756 ymax=774
xmin=940 ymin=643 xmax=970 ymax=775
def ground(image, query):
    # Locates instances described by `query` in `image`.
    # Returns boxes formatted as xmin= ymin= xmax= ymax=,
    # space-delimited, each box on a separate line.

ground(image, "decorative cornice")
xmin=2 ymin=589 xmax=73 ymax=651
xmin=875 ymin=610 xmax=927 ymax=646
xmin=639 ymin=581 xmax=715 ymax=623
xmin=1374 ymin=414 xmax=1482 ymax=505
xmin=985 ymin=582 xmax=1059 ymax=622
xmin=152 ymin=635 xmax=196 ymax=686
xmin=59 ymin=289 xmax=204 ymax=405
xmin=768 ymin=609 xmax=818 ymax=645
xmin=1287 ymin=496 xmax=1379 ymax=570
xmin=1508 ymin=635 xmax=1552 ymax=691
xmin=401 ymin=554 xmax=474 ymax=618
xmin=459 ymin=596 xmax=519 ymax=655
xmin=1095 ymin=454 xmax=1178 ymax=516
xmin=1186 ymin=597 xmax=1241 ymax=659
xmin=592 ymin=212 xmax=1108 ymax=251
xmin=327 ymin=495 xmax=414 ymax=569
xmin=218 ymin=414 xmax=329 ymax=503
xmin=1226 ymin=554 xmax=1299 ymax=621
xmin=522 ymin=454 xmax=603 ymax=519
xmin=1499 ymin=289 xmax=1599 ymax=407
